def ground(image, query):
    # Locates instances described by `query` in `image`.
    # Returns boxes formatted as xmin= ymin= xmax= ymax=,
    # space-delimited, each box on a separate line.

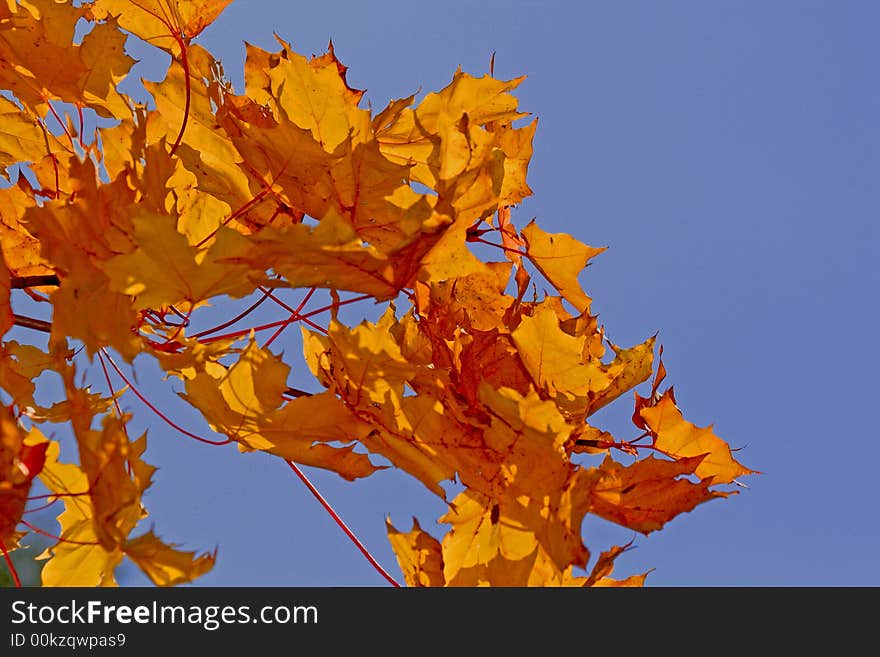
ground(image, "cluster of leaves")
xmin=0 ymin=0 xmax=752 ymax=587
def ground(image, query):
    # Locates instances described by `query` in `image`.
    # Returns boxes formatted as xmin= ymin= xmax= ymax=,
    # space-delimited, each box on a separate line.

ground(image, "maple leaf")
xmin=100 ymin=212 xmax=256 ymax=311
xmin=0 ymin=341 xmax=45 ymax=410
xmin=439 ymin=481 xmax=590 ymax=586
xmin=180 ymin=337 xmax=380 ymax=480
xmin=0 ymin=0 xmax=135 ymax=119
xmin=86 ymin=0 xmax=233 ymax=56
xmin=458 ymin=329 xmax=533 ymax=410
xmin=31 ymin=429 xmax=123 ymax=586
xmin=583 ymin=454 xmax=727 ymax=533
xmin=20 ymin=163 xmax=146 ymax=359
xmin=522 ymin=220 xmax=606 ymax=314
xmin=640 ymin=391 xmax=754 ymax=484
xmin=266 ymin=40 xmax=369 ymax=154
xmin=511 ymin=302 xmax=654 ymax=417
xmin=302 ymin=312 xmax=458 ymax=493
xmin=33 ymin=415 xmax=214 ymax=586
xmin=143 ymin=44 xmax=258 ymax=223
xmin=124 ymin=530 xmax=216 ymax=587
xmin=230 ymin=211 xmax=403 ymax=299
xmin=26 ymin=355 xmax=216 ymax=586
xmin=218 ymin=72 xmax=433 ymax=254
xmin=99 ymin=106 xmax=148 ymax=181
xmin=0 ymin=183 xmax=48 ymax=280
xmin=439 ymin=489 xmax=541 ymax=586
xmin=217 ymin=40 xmax=438 ymax=250
xmin=582 ymin=542 xmax=650 ymax=587
xmin=416 ymin=218 xmax=498 ymax=285
xmin=421 ymin=263 xmax=513 ymax=332
xmin=0 ymin=96 xmax=52 ymax=175
xmin=0 ymin=2 xmax=753 ymax=588
xmin=424 ymin=386 xmax=592 ymax=585
xmin=47 ymin=263 xmax=142 ymax=361
xmin=0 ymin=1 xmax=87 ymax=116
xmin=376 ymin=69 xmax=528 ymax=191
xmin=386 ymin=517 xmax=445 ymax=587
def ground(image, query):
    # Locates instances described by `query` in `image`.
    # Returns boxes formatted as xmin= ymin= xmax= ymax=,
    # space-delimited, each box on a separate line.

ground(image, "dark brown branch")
xmin=12 ymin=314 xmax=52 ymax=333
xmin=284 ymin=387 xmax=313 ymax=398
xmin=10 ymin=275 xmax=60 ymax=289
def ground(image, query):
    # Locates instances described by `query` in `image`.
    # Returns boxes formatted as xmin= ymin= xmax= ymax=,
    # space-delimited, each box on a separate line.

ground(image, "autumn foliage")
xmin=0 ymin=0 xmax=753 ymax=587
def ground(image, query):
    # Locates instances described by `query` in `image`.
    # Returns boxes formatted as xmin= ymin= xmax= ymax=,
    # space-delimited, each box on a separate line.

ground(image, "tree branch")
xmin=12 ymin=314 xmax=52 ymax=333
xmin=284 ymin=387 xmax=313 ymax=398
xmin=10 ymin=275 xmax=60 ymax=289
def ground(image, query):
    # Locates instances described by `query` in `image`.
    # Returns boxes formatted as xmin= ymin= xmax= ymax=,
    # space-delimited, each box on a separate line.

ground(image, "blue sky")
xmin=10 ymin=1 xmax=879 ymax=587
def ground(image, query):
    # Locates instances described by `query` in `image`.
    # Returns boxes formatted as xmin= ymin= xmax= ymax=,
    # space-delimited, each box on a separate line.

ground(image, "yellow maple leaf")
xmin=386 ymin=517 xmax=445 ymax=587
xmin=48 ymin=261 xmax=142 ymax=361
xmin=511 ymin=303 xmax=654 ymax=417
xmin=0 ymin=96 xmax=52 ymax=173
xmin=31 ymin=410 xmax=214 ymax=586
xmin=439 ymin=489 xmax=538 ymax=586
xmin=0 ymin=0 xmax=134 ymax=119
xmin=0 ymin=341 xmax=45 ymax=410
xmin=180 ymin=337 xmax=380 ymax=481
xmin=377 ymin=70 xmax=528 ymax=189
xmin=143 ymin=44 xmax=256 ymax=220
xmin=416 ymin=218 xmax=496 ymax=285
xmin=223 ymin=41 xmax=460 ymax=253
xmin=640 ymin=391 xmax=754 ymax=484
xmin=86 ymin=0 xmax=232 ymax=55
xmin=77 ymin=18 xmax=137 ymax=119
xmin=219 ymin=85 xmax=427 ymax=253
xmin=101 ymin=212 xmax=256 ymax=310
xmin=124 ymin=530 xmax=216 ymax=587
xmin=493 ymin=118 xmax=537 ymax=206
xmin=0 ymin=0 xmax=88 ymax=115
xmin=439 ymin=481 xmax=590 ymax=586
xmin=31 ymin=429 xmax=124 ymax=586
xmin=236 ymin=210 xmax=402 ymax=299
xmin=0 ymin=183 xmax=48 ymax=280
xmin=522 ymin=219 xmax=605 ymax=314
xmin=267 ymin=41 xmax=370 ymax=154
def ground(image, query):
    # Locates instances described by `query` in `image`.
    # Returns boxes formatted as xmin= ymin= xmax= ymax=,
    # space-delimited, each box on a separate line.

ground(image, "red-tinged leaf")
xmin=584 ymin=454 xmax=727 ymax=534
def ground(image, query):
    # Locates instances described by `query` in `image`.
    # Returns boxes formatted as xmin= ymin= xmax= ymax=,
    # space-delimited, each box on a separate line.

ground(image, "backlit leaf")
xmin=522 ymin=219 xmax=605 ymax=314
xmin=386 ymin=517 xmax=445 ymax=587
xmin=86 ymin=0 xmax=233 ymax=55
xmin=640 ymin=391 xmax=754 ymax=484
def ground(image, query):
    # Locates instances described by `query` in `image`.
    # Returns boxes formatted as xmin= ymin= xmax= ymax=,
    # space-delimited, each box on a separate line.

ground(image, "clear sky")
xmin=12 ymin=0 xmax=879 ymax=587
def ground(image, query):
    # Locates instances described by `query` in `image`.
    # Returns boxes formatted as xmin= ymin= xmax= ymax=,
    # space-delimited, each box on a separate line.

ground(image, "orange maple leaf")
xmin=640 ymin=391 xmax=754 ymax=484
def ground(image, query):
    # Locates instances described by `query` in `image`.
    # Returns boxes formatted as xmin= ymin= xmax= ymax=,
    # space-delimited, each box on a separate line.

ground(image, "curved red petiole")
xmin=262 ymin=287 xmax=317 ymax=348
xmin=285 ymin=460 xmax=400 ymax=587
xmin=192 ymin=286 xmax=275 ymax=339
xmin=101 ymin=349 xmax=233 ymax=446
xmin=18 ymin=518 xmax=99 ymax=546
xmin=194 ymin=188 xmax=271 ymax=249
xmin=200 ymin=294 xmax=370 ymax=344
xmin=168 ymin=37 xmax=190 ymax=157
xmin=97 ymin=350 xmax=128 ymax=433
